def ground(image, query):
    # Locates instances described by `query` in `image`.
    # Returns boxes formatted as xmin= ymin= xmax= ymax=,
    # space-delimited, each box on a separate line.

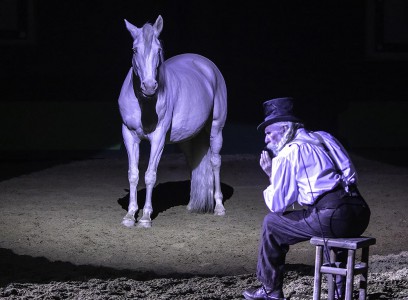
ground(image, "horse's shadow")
xmin=117 ymin=180 xmax=234 ymax=220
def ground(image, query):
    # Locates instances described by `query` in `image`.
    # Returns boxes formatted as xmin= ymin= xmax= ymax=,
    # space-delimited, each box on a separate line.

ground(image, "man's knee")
xmin=262 ymin=212 xmax=283 ymax=233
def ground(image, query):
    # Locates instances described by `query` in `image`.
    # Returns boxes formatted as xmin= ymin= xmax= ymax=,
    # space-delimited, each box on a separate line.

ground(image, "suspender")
xmin=311 ymin=132 xmax=357 ymax=195
xmin=311 ymin=132 xmax=342 ymax=173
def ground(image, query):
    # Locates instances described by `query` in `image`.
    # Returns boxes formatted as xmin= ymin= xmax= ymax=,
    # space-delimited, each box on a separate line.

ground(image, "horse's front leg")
xmin=121 ymin=125 xmax=140 ymax=227
xmin=137 ymin=131 xmax=166 ymax=228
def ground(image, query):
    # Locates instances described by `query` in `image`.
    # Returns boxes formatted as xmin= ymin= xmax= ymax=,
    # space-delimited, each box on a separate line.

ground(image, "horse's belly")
xmin=168 ymin=110 xmax=209 ymax=142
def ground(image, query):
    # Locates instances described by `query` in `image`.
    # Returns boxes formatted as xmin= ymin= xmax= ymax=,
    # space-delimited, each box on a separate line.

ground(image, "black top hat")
xmin=257 ymin=97 xmax=302 ymax=131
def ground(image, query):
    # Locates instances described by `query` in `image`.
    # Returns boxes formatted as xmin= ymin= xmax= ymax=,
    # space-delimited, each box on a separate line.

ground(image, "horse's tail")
xmin=189 ymin=145 xmax=214 ymax=213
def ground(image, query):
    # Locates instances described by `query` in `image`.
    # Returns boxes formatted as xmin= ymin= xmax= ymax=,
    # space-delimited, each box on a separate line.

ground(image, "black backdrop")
xmin=1 ymin=1 xmax=407 ymax=152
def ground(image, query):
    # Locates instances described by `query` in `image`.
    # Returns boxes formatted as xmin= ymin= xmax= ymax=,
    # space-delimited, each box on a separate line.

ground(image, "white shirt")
xmin=263 ymin=128 xmax=358 ymax=213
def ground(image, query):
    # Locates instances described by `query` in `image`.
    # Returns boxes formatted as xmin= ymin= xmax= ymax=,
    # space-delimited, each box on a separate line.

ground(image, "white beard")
xmin=266 ymin=137 xmax=286 ymax=157
xmin=266 ymin=123 xmax=299 ymax=156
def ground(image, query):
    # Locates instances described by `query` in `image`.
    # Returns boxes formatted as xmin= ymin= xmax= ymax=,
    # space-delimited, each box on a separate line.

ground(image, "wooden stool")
xmin=310 ymin=236 xmax=376 ymax=300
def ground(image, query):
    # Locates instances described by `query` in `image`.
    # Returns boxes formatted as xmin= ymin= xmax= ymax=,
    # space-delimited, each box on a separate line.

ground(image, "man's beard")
xmin=266 ymin=123 xmax=298 ymax=157
xmin=266 ymin=140 xmax=284 ymax=157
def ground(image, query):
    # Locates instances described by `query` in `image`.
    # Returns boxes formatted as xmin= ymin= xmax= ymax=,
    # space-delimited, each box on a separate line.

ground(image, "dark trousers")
xmin=256 ymin=189 xmax=370 ymax=298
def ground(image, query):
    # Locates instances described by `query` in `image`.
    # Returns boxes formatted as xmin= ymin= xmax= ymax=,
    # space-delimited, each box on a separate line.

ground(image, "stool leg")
xmin=328 ymin=248 xmax=337 ymax=300
xmin=345 ymin=249 xmax=356 ymax=300
xmin=359 ymin=246 xmax=370 ymax=300
xmin=313 ymin=245 xmax=323 ymax=300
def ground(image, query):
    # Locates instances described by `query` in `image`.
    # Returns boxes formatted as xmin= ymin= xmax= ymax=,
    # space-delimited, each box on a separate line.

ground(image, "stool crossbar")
xmin=310 ymin=236 xmax=376 ymax=300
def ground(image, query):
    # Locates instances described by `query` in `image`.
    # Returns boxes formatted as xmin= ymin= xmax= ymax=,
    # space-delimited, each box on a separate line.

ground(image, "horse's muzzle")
xmin=141 ymin=80 xmax=158 ymax=96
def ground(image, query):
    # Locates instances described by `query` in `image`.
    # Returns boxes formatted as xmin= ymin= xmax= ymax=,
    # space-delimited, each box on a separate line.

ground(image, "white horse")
xmin=118 ymin=15 xmax=228 ymax=228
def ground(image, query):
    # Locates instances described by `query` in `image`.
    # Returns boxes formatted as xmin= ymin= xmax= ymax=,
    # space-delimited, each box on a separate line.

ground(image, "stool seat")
xmin=310 ymin=236 xmax=376 ymax=249
xmin=310 ymin=236 xmax=376 ymax=300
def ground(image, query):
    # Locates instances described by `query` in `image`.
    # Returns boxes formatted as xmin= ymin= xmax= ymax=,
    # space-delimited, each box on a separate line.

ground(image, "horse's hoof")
xmin=122 ymin=218 xmax=135 ymax=227
xmin=214 ymin=210 xmax=225 ymax=216
xmin=214 ymin=204 xmax=226 ymax=216
xmin=121 ymin=212 xmax=136 ymax=227
xmin=137 ymin=220 xmax=152 ymax=228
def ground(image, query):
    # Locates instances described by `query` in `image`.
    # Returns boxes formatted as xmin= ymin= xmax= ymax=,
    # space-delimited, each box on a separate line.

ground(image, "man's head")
xmin=259 ymin=97 xmax=303 ymax=156
xmin=257 ymin=97 xmax=302 ymax=131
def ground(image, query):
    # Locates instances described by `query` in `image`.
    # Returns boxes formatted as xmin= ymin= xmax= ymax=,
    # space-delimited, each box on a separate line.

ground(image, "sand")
xmin=0 ymin=152 xmax=407 ymax=299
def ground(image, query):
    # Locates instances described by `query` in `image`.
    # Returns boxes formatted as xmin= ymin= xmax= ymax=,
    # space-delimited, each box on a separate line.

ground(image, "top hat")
xmin=257 ymin=97 xmax=302 ymax=131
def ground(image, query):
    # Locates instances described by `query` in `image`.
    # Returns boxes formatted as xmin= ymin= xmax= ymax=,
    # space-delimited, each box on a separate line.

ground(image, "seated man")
xmin=243 ymin=97 xmax=371 ymax=300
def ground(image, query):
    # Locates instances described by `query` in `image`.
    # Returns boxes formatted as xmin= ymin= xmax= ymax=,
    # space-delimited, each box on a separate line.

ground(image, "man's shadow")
xmin=117 ymin=180 xmax=234 ymax=220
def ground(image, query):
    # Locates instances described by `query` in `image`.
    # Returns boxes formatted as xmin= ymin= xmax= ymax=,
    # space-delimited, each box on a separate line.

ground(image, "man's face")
xmin=264 ymin=124 xmax=286 ymax=152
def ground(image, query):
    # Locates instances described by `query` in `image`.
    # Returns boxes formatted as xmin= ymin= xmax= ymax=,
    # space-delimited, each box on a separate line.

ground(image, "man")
xmin=243 ymin=97 xmax=371 ymax=300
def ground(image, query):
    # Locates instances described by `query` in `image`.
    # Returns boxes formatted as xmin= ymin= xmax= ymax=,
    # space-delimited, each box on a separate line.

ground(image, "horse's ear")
xmin=153 ymin=15 xmax=163 ymax=35
xmin=124 ymin=19 xmax=140 ymax=40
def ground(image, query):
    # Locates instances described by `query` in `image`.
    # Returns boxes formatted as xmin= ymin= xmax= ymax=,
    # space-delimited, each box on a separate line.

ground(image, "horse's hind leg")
xmin=209 ymin=120 xmax=225 ymax=216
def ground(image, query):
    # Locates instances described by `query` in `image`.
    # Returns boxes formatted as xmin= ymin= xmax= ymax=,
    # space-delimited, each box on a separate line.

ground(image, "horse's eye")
xmin=132 ymin=48 xmax=137 ymax=54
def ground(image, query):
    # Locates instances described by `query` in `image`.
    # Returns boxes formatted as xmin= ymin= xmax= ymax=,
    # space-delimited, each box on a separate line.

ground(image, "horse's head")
xmin=125 ymin=15 xmax=164 ymax=97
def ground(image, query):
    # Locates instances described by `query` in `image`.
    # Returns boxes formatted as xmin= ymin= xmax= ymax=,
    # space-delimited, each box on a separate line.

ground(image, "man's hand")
xmin=260 ymin=150 xmax=272 ymax=177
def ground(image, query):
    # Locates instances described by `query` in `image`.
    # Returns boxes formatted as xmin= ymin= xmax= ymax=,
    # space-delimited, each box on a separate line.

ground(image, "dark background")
xmin=0 ymin=0 xmax=407 ymax=161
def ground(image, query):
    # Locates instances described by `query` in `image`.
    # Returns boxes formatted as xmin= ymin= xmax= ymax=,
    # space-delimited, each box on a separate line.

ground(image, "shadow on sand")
xmin=0 ymin=247 xmax=314 ymax=287
xmin=117 ymin=180 xmax=234 ymax=220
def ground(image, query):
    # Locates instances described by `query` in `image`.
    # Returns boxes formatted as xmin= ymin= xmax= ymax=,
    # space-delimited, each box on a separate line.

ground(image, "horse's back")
xmin=162 ymin=54 xmax=227 ymax=142
xmin=165 ymin=53 xmax=222 ymax=80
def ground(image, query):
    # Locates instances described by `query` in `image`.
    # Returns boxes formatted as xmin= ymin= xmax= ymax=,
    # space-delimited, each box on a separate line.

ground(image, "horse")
xmin=118 ymin=15 xmax=228 ymax=228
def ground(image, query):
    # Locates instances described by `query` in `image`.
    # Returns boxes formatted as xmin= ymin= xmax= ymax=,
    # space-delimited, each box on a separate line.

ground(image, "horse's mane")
xmin=159 ymin=39 xmax=165 ymax=61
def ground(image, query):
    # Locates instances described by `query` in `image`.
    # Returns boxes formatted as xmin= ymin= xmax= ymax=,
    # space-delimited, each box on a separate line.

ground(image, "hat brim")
xmin=257 ymin=116 xmax=302 ymax=131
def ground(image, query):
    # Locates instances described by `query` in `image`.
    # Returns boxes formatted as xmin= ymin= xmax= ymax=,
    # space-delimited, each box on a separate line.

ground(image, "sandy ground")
xmin=0 ymin=151 xmax=407 ymax=299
